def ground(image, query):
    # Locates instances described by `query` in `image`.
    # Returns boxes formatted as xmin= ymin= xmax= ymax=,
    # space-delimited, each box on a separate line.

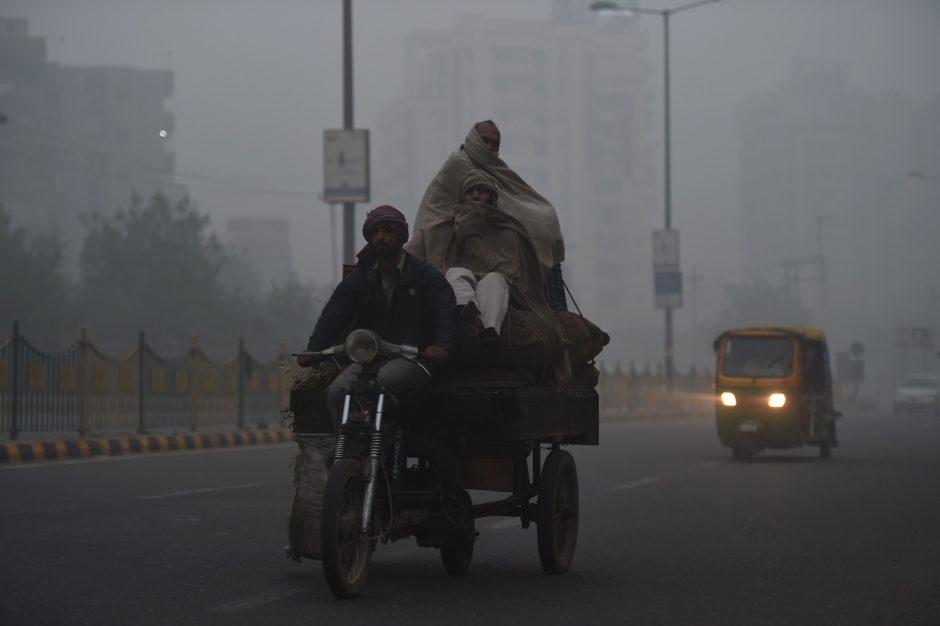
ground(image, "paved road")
xmin=1 ymin=411 xmax=938 ymax=625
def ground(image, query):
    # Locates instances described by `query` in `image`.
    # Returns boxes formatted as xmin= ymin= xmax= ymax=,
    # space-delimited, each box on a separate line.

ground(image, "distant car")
xmin=893 ymin=374 xmax=940 ymax=415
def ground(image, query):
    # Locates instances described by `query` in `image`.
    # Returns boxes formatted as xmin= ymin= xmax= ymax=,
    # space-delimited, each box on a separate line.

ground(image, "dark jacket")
xmin=306 ymin=251 xmax=458 ymax=355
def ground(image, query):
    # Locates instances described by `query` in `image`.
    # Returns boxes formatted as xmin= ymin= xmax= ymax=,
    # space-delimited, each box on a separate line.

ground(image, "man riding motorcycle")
xmin=297 ymin=204 xmax=458 ymax=427
xmin=287 ymin=205 xmax=457 ymax=563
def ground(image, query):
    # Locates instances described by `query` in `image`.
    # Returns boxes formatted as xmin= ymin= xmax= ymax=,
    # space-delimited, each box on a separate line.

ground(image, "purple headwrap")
xmin=362 ymin=204 xmax=409 ymax=244
xmin=357 ymin=204 xmax=410 ymax=264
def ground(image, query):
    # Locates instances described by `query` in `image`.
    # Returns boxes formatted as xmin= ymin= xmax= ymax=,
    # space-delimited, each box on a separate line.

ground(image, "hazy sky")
xmin=6 ymin=0 xmax=940 ymax=375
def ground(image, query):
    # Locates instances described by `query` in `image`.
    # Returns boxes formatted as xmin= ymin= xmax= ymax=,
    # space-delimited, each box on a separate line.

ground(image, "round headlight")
xmin=768 ymin=393 xmax=787 ymax=408
xmin=720 ymin=392 xmax=737 ymax=407
xmin=344 ymin=329 xmax=380 ymax=364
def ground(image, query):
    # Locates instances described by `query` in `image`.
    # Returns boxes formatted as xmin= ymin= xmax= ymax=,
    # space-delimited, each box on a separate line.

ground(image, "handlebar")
xmin=292 ymin=330 xmax=428 ymax=367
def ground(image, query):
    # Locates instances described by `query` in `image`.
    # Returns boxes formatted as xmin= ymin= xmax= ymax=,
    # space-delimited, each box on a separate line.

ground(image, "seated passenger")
xmin=409 ymin=170 xmax=570 ymax=385
xmin=408 ymin=120 xmax=568 ymax=311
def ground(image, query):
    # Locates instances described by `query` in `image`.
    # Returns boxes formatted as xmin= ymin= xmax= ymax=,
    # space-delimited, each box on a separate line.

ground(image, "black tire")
xmin=537 ymin=450 xmax=579 ymax=575
xmin=440 ymin=489 xmax=475 ymax=575
xmin=320 ymin=458 xmax=373 ymax=599
xmin=733 ymin=441 xmax=756 ymax=462
xmin=819 ymin=424 xmax=833 ymax=460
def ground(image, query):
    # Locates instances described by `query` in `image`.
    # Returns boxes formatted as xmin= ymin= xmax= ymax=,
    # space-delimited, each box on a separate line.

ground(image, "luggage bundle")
xmin=456 ymin=306 xmax=609 ymax=387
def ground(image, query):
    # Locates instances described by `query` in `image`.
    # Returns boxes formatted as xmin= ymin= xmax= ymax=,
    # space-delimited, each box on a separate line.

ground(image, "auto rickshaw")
xmin=712 ymin=325 xmax=841 ymax=461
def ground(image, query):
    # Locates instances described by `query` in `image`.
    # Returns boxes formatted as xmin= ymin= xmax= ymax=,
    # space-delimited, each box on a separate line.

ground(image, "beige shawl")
xmin=406 ymin=124 xmax=565 ymax=284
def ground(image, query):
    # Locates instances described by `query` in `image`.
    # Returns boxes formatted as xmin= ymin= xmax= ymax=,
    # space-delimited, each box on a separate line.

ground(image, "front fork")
xmin=361 ymin=393 xmax=385 ymax=534
xmin=333 ymin=391 xmax=399 ymax=537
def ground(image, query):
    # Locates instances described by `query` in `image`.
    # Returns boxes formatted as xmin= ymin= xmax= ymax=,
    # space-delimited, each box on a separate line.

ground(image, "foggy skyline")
xmin=3 ymin=0 xmax=939 ymax=385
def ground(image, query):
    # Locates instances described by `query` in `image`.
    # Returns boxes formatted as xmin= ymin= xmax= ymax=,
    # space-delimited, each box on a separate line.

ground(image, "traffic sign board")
xmin=653 ymin=230 xmax=682 ymax=309
xmin=323 ymin=129 xmax=370 ymax=203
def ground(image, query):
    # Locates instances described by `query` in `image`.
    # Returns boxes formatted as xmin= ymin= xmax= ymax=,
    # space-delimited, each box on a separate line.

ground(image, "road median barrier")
xmin=0 ymin=428 xmax=292 ymax=465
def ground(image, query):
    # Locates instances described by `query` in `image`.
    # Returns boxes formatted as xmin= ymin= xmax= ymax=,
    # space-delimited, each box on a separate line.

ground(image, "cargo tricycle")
xmin=291 ymin=329 xmax=598 ymax=598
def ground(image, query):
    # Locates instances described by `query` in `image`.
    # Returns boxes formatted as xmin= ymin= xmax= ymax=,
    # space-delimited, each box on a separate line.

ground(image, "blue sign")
xmin=654 ymin=270 xmax=682 ymax=309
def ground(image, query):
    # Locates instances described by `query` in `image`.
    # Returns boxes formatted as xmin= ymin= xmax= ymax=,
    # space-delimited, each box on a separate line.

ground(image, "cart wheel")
xmin=537 ymin=450 xmax=579 ymax=575
xmin=440 ymin=489 xmax=475 ymax=575
xmin=320 ymin=458 xmax=373 ymax=599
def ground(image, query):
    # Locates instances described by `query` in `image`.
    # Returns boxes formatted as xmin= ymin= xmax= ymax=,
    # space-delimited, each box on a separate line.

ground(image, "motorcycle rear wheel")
xmin=320 ymin=458 xmax=373 ymax=599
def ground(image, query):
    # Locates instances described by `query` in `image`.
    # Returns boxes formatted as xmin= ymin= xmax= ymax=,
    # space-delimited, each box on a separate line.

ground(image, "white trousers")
xmin=445 ymin=267 xmax=509 ymax=334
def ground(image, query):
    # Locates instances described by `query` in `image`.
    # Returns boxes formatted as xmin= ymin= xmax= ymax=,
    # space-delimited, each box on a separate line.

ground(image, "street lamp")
xmin=590 ymin=0 xmax=723 ymax=391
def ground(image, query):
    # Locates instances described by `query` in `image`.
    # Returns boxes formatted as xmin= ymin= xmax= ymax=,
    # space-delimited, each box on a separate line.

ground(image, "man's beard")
xmin=373 ymin=242 xmax=396 ymax=257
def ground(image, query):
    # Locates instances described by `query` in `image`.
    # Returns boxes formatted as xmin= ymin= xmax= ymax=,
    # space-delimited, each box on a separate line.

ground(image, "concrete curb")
xmin=0 ymin=429 xmax=293 ymax=465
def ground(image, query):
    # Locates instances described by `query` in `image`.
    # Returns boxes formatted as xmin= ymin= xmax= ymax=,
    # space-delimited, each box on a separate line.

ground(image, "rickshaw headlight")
xmin=344 ymin=329 xmax=380 ymax=364
xmin=768 ymin=393 xmax=787 ymax=408
xmin=720 ymin=392 xmax=737 ymax=407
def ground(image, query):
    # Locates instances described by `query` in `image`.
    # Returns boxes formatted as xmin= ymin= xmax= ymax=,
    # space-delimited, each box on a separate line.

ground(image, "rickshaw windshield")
xmin=722 ymin=336 xmax=794 ymax=378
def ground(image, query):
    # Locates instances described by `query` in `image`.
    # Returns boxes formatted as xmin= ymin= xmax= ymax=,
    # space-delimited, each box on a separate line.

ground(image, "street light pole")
xmin=342 ymin=0 xmax=355 ymax=265
xmin=590 ymin=0 xmax=722 ymax=391
xmin=662 ymin=10 xmax=674 ymax=390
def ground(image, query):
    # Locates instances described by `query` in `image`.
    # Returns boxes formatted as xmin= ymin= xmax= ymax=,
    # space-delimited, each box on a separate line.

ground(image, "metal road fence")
xmin=0 ymin=322 xmax=293 ymax=440
xmin=596 ymin=362 xmax=715 ymax=418
xmin=0 ymin=322 xmax=717 ymax=439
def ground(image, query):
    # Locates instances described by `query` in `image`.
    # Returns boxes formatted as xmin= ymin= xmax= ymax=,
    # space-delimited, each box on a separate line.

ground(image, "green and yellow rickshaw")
xmin=712 ymin=325 xmax=841 ymax=461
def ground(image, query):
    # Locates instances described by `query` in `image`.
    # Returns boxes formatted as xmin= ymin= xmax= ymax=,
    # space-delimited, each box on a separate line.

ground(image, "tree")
xmin=237 ymin=277 xmax=328 ymax=359
xmin=0 ymin=205 xmax=74 ymax=347
xmin=77 ymin=193 xmax=234 ymax=354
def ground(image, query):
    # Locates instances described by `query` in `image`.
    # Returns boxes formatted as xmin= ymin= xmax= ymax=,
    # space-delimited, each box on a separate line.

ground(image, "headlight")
xmin=344 ymin=329 xmax=380 ymax=364
xmin=768 ymin=393 xmax=786 ymax=408
xmin=720 ymin=392 xmax=737 ymax=407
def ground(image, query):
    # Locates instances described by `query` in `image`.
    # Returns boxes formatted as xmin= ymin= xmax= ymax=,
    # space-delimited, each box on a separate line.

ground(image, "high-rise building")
xmin=0 ymin=17 xmax=182 ymax=250
xmin=373 ymin=4 xmax=658 ymax=349
xmin=737 ymin=65 xmax=940 ymax=389
xmin=738 ymin=66 xmax=917 ymax=324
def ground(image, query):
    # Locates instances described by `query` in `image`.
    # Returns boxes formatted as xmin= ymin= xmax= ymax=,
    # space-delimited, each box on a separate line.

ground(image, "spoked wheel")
xmin=440 ymin=489 xmax=475 ymax=575
xmin=320 ymin=458 xmax=373 ymax=599
xmin=537 ymin=450 xmax=579 ymax=575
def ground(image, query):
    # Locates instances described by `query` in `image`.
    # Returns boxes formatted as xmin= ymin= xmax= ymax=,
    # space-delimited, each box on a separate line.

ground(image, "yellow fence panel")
xmin=59 ymin=366 xmax=77 ymax=393
xmin=174 ymin=368 xmax=188 ymax=393
xmin=150 ymin=368 xmax=166 ymax=393
xmin=28 ymin=362 xmax=45 ymax=393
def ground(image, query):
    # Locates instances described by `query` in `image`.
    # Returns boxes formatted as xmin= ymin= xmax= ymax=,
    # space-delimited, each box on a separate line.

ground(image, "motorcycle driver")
xmin=298 ymin=204 xmax=458 ymax=427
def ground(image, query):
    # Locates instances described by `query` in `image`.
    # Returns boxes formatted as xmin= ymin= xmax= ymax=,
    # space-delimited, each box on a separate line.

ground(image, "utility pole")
xmin=689 ymin=267 xmax=702 ymax=335
xmin=342 ymin=0 xmax=355 ymax=264
xmin=816 ymin=215 xmax=830 ymax=327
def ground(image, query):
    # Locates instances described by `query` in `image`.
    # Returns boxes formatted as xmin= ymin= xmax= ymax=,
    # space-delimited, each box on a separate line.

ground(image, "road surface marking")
xmin=690 ymin=461 xmax=724 ymax=470
xmin=483 ymin=519 xmax=520 ymax=530
xmin=210 ymin=584 xmax=308 ymax=612
xmin=141 ymin=481 xmax=263 ymax=500
xmin=611 ymin=477 xmax=661 ymax=491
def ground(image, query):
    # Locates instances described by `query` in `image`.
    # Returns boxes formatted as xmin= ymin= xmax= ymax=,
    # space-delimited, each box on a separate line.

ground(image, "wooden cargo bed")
xmin=289 ymin=367 xmax=599 ymax=447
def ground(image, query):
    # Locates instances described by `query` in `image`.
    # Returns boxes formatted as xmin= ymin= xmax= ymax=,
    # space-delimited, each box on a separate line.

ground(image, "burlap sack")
xmin=555 ymin=311 xmax=610 ymax=366
xmin=286 ymin=434 xmax=335 ymax=561
xmin=477 ymin=307 xmax=562 ymax=373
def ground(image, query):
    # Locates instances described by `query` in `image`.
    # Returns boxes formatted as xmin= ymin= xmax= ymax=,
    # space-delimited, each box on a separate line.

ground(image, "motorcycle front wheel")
xmin=320 ymin=458 xmax=373 ymax=598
